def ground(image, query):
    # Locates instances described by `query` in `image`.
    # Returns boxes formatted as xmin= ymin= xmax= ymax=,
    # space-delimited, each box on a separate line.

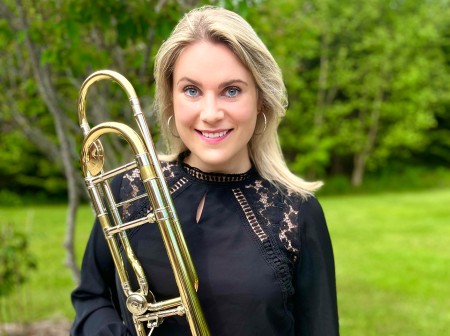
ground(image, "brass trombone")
xmin=77 ymin=70 xmax=210 ymax=336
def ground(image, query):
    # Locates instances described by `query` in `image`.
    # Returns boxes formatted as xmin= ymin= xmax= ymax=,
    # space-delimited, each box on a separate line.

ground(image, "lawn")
xmin=1 ymin=188 xmax=449 ymax=335
xmin=0 ymin=204 xmax=93 ymax=323
xmin=321 ymin=188 xmax=450 ymax=335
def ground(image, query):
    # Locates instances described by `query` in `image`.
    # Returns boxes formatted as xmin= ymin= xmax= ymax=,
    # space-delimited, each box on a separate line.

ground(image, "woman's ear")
xmin=257 ymin=93 xmax=264 ymax=114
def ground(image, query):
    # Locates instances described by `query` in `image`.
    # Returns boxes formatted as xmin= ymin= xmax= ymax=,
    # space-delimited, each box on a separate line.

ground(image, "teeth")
xmin=201 ymin=130 xmax=228 ymax=138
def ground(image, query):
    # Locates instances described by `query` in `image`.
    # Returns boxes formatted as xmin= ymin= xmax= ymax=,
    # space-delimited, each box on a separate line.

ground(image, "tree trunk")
xmin=308 ymin=28 xmax=331 ymax=179
xmin=17 ymin=0 xmax=82 ymax=283
xmin=351 ymin=88 xmax=383 ymax=187
xmin=351 ymin=152 xmax=367 ymax=187
xmin=64 ymin=181 xmax=81 ymax=283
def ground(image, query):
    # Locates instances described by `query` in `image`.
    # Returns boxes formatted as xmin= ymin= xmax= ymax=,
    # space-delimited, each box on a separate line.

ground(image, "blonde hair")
xmin=154 ymin=6 xmax=322 ymax=197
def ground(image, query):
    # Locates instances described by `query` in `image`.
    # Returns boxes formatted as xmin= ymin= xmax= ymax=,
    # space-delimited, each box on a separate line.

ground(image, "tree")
xmin=248 ymin=0 xmax=450 ymax=186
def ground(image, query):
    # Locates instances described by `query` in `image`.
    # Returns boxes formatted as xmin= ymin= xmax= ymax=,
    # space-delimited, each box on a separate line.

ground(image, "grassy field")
xmin=0 ymin=205 xmax=93 ymax=324
xmin=322 ymin=188 xmax=450 ymax=335
xmin=1 ymin=188 xmax=449 ymax=335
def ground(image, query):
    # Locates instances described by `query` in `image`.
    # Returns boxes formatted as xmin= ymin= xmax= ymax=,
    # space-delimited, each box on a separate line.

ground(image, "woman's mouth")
xmin=201 ymin=130 xmax=228 ymax=138
xmin=196 ymin=129 xmax=232 ymax=142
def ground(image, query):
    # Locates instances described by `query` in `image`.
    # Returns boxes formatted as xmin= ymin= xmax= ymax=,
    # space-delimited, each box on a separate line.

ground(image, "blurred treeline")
xmin=0 ymin=0 xmax=449 ymax=205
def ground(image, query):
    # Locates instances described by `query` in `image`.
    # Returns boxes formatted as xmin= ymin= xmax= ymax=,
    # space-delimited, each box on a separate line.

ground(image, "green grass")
xmin=1 ymin=188 xmax=450 ymax=335
xmin=322 ymin=188 xmax=450 ymax=336
xmin=0 ymin=205 xmax=93 ymax=323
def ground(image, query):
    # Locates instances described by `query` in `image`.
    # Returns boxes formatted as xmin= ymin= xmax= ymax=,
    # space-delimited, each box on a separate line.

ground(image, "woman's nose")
xmin=200 ymin=94 xmax=224 ymax=123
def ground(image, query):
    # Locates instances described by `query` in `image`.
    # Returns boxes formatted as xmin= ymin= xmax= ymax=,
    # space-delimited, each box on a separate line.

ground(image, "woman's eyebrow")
xmin=220 ymin=79 xmax=249 ymax=88
xmin=176 ymin=76 xmax=201 ymax=86
xmin=176 ymin=77 xmax=249 ymax=88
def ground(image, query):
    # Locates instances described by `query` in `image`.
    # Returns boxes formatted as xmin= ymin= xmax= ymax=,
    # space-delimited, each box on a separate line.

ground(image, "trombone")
xmin=77 ymin=70 xmax=210 ymax=336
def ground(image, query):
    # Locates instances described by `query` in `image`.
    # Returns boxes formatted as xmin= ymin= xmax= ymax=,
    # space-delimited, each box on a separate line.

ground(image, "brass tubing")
xmin=135 ymin=112 xmax=199 ymax=289
xmin=78 ymin=70 xmax=210 ymax=336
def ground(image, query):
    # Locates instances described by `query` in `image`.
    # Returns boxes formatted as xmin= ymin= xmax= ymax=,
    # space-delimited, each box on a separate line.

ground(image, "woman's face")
xmin=172 ymin=41 xmax=259 ymax=173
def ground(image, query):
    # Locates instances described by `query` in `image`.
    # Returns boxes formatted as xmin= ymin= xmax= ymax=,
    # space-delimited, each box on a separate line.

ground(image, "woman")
xmin=71 ymin=6 xmax=339 ymax=336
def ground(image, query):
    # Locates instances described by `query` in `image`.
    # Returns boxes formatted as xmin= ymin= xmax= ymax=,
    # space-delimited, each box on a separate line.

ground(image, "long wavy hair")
xmin=154 ymin=6 xmax=322 ymax=196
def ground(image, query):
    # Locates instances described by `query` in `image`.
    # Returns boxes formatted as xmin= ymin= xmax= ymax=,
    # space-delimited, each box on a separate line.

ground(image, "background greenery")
xmin=0 ymin=0 xmax=448 ymax=203
xmin=0 ymin=0 xmax=449 ymax=334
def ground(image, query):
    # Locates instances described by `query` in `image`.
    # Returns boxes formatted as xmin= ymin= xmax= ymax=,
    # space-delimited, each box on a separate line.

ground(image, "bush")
xmin=0 ymin=223 xmax=37 ymax=297
xmin=0 ymin=190 xmax=23 ymax=207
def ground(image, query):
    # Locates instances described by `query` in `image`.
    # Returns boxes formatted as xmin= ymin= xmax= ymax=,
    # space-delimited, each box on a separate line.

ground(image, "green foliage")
xmin=0 ymin=131 xmax=66 ymax=204
xmin=0 ymin=0 xmax=448 ymax=198
xmin=0 ymin=223 xmax=37 ymax=297
xmin=247 ymin=0 xmax=450 ymax=182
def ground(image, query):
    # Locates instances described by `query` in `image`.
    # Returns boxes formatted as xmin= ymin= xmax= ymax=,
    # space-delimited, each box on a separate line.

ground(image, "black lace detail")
xmin=182 ymin=163 xmax=253 ymax=183
xmin=120 ymin=168 xmax=150 ymax=222
xmin=233 ymin=184 xmax=302 ymax=297
xmin=232 ymin=189 xmax=268 ymax=242
xmin=161 ymin=160 xmax=178 ymax=180
xmin=170 ymin=177 xmax=189 ymax=194
xmin=244 ymin=180 xmax=301 ymax=262
xmin=117 ymin=161 xmax=186 ymax=248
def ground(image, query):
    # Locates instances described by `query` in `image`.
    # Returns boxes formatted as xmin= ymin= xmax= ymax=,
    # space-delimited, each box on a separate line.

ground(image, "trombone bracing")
xmin=77 ymin=70 xmax=210 ymax=336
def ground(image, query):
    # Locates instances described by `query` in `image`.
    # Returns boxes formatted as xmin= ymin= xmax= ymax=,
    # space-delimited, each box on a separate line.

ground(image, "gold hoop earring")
xmin=254 ymin=112 xmax=267 ymax=136
xmin=167 ymin=115 xmax=180 ymax=138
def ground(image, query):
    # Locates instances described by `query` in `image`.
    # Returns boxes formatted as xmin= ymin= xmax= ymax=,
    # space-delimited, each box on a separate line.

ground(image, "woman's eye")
xmin=184 ymin=86 xmax=199 ymax=97
xmin=225 ymin=87 xmax=240 ymax=98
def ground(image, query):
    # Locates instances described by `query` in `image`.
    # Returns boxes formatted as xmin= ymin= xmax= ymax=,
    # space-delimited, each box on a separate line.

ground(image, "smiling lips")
xmin=197 ymin=129 xmax=232 ymax=142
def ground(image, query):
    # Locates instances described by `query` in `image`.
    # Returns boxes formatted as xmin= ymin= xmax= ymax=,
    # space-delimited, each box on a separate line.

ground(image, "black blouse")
xmin=71 ymin=158 xmax=339 ymax=336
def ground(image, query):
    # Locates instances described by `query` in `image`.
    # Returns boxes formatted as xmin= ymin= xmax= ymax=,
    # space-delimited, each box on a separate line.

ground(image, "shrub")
xmin=0 ymin=223 xmax=37 ymax=297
